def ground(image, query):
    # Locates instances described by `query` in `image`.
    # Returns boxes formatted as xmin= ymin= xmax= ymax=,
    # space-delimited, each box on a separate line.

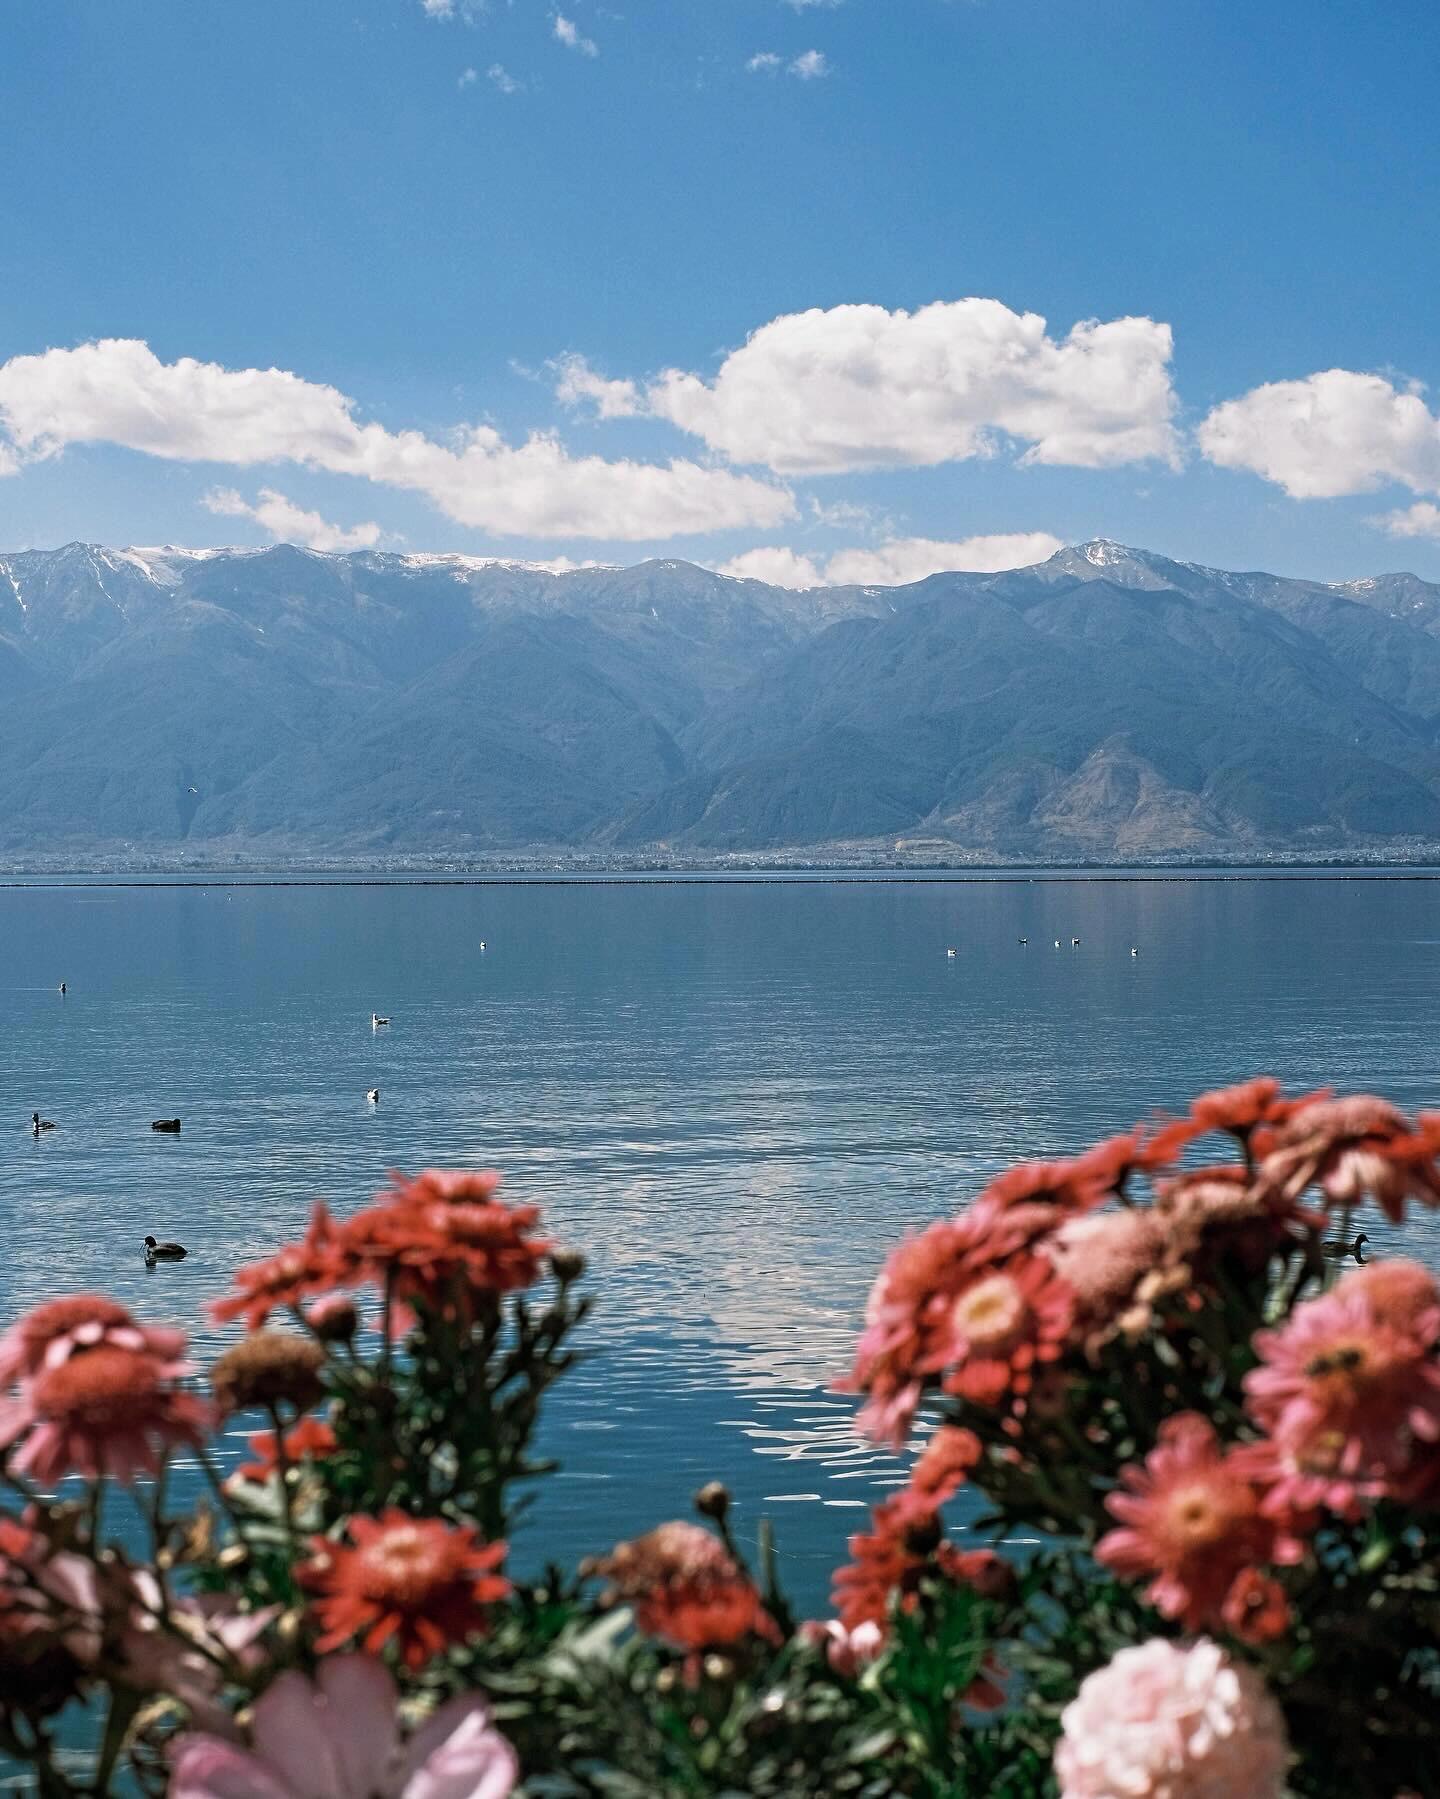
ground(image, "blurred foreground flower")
xmin=169 ymin=1654 xmax=517 ymax=1798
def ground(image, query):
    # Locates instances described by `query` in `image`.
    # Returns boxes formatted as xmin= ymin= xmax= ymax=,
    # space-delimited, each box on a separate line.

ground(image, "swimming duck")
xmin=372 ymin=1012 xmax=390 ymax=1028
xmin=945 ymin=947 xmax=957 ymax=959
xmin=143 ymin=1235 xmax=187 ymax=1261
xmin=479 ymin=940 xmax=487 ymax=951
xmin=58 ymin=981 xmax=66 ymax=995
xmin=1071 ymin=937 xmax=1081 ymax=947
xmin=1018 ymin=937 xmax=1027 ymax=945
xmin=151 ymin=1118 xmax=182 ymax=1133
xmin=31 ymin=1112 xmax=56 ymax=1133
xmin=367 ymin=1088 xmax=380 ymax=1104
xmin=1130 ymin=947 xmax=1139 ymax=957
xmin=1321 ymin=1230 xmax=1368 ymax=1262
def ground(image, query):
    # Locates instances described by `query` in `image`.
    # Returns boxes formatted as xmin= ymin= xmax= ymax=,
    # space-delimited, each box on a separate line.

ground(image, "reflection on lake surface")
xmin=3 ymin=871 xmax=1439 ymax=1609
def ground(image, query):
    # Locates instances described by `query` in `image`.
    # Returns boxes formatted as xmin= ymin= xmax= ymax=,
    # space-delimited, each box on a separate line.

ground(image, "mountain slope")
xmin=3 ymin=539 xmax=1440 ymax=860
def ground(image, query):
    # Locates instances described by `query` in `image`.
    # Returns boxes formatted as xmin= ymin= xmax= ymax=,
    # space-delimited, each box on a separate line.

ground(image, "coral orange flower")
xmin=0 ymin=1295 xmax=184 ymax=1389
xmin=237 ymin=1414 xmax=339 ymax=1483
xmin=1244 ymin=1271 xmax=1440 ymax=1488
xmin=1097 ymin=1415 xmax=1300 ymax=1632
xmin=298 ymin=1510 xmax=509 ymax=1671
xmin=339 ymin=1171 xmax=550 ymax=1307
xmin=939 ymin=1252 xmax=1074 ymax=1411
xmin=591 ymin=1522 xmax=776 ymax=1652
xmin=0 ymin=1342 xmax=207 ymax=1485
xmin=900 ymin=1425 xmax=982 ymax=1518
xmin=1255 ymin=1094 xmax=1440 ymax=1221
xmin=969 ymin=1144 xmax=1127 ymax=1247
xmin=1189 ymin=1077 xmax=1312 ymax=1140
xmin=211 ymin=1204 xmax=346 ymax=1331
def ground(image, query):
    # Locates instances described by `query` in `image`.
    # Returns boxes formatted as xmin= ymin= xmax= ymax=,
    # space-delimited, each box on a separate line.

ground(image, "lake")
xmin=3 ymin=870 xmax=1440 ymax=1613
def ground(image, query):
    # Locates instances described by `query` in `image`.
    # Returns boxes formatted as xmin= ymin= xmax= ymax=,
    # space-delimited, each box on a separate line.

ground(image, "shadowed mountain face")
xmin=3 ymin=539 xmax=1440 ymax=859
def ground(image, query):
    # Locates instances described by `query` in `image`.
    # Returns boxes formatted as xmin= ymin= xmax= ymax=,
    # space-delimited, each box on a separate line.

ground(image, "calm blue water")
xmin=3 ymin=872 xmax=1440 ymax=1614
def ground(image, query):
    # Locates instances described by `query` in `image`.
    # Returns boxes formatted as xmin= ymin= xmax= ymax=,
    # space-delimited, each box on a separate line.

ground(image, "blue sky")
xmin=2 ymin=0 xmax=1439 ymax=584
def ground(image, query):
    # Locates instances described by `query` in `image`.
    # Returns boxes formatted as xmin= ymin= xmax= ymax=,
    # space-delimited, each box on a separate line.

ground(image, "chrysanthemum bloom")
xmin=968 ymin=1142 xmax=1130 ymax=1248
xmin=1047 ymin=1210 xmax=1172 ymax=1353
xmin=212 ymin=1204 xmax=346 ymax=1331
xmin=1189 ymin=1076 xmax=1311 ymax=1141
xmin=1 ymin=1340 xmax=207 ymax=1485
xmin=238 ymin=1414 xmax=339 ymax=1483
xmin=1054 ymin=1637 xmax=1289 ymax=1799
xmin=298 ymin=1511 xmax=509 ymax=1671
xmin=1255 ymin=1094 xmax=1440 ymax=1221
xmin=1245 ymin=1274 xmax=1440 ymax=1490
xmin=1345 ymin=1257 xmax=1440 ymax=1330
xmin=170 ymin=1654 xmax=517 ymax=1799
xmin=1097 ymin=1415 xmax=1300 ymax=1631
xmin=1231 ymin=1430 xmax=1369 ymax=1525
xmin=210 ymin=1332 xmax=326 ymax=1418
xmin=900 ymin=1425 xmax=982 ymax=1517
xmin=592 ymin=1521 xmax=776 ymax=1652
xmin=846 ymin=1206 xmax=1075 ymax=1444
xmin=339 ymin=1172 xmax=550 ymax=1309
xmin=0 ymin=1295 xmax=185 ymax=1389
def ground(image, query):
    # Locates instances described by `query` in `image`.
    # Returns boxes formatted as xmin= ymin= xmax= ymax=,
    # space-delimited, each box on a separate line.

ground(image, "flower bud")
xmin=211 ymin=1332 xmax=326 ymax=1417
xmin=306 ymin=1294 xmax=359 ymax=1343
xmin=694 ymin=1481 xmax=731 ymax=1525
xmin=550 ymin=1248 xmax=587 ymax=1285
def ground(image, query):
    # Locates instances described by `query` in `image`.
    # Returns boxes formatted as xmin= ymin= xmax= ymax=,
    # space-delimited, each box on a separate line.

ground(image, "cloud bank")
xmin=0 ymin=339 xmax=794 ymax=541
xmin=718 ymin=531 xmax=1063 ymax=588
xmin=203 ymin=487 xmax=383 ymax=552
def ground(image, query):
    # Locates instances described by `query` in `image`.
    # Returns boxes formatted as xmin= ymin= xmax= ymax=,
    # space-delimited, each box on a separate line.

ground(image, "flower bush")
xmin=4 ymin=1091 xmax=1440 ymax=1794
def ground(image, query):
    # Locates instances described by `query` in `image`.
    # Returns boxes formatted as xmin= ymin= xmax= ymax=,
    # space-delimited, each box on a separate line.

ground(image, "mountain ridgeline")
xmin=5 ymin=538 xmax=1440 ymax=861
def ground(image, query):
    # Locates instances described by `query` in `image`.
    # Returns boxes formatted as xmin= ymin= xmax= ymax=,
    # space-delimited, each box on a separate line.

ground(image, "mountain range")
xmin=5 ymin=537 xmax=1440 ymax=862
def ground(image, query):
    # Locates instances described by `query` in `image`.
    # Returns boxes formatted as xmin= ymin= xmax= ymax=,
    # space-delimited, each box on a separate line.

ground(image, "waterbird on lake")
xmin=479 ymin=940 xmax=486 ymax=950
xmin=58 ymin=981 xmax=66 ymax=994
xmin=1321 ymin=1231 xmax=1368 ymax=1262
xmin=31 ymin=1112 xmax=55 ymax=1133
xmin=1131 ymin=947 xmax=1139 ymax=957
xmin=143 ymin=1235 xmax=187 ymax=1261
xmin=150 ymin=1118 xmax=181 ymax=1133
xmin=372 ymin=1012 xmax=390 ymax=1028
xmin=367 ymin=1088 xmax=380 ymax=1104
xmin=1018 ymin=937 xmax=1027 ymax=945
xmin=946 ymin=947 xmax=956 ymax=958
xmin=1071 ymin=937 xmax=1081 ymax=946
xmin=1054 ymin=939 xmax=1060 ymax=948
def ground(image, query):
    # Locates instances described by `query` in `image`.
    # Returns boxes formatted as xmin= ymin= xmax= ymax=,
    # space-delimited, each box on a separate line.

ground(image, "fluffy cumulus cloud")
xmin=550 ymin=352 xmax=640 ymax=419
xmin=789 ymin=49 xmax=831 ymax=79
xmin=562 ymin=299 xmax=1179 ymax=475
xmin=718 ymin=531 xmax=1063 ymax=588
xmin=1372 ymin=500 xmax=1440 ymax=541
xmin=746 ymin=51 xmax=783 ymax=72
xmin=203 ymin=487 xmax=383 ymax=552
xmin=553 ymin=14 xmax=598 ymax=57
xmin=0 ymin=339 xmax=794 ymax=540
xmin=486 ymin=63 xmax=523 ymax=94
xmin=1198 ymin=369 xmax=1440 ymax=500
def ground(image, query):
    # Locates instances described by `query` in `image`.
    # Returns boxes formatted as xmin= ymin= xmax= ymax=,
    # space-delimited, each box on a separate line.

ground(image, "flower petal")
xmin=400 ymin=1705 xmax=518 ymax=1799
xmin=250 ymin=1671 xmax=350 ymax=1798
xmin=169 ymin=1734 xmax=295 ymax=1799
xmin=315 ymin=1655 xmax=402 ymax=1795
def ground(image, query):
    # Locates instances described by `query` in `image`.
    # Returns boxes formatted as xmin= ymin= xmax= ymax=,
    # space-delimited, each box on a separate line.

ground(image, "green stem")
xmin=266 ymin=1404 xmax=300 ymax=1563
xmin=91 ymin=1689 xmax=141 ymax=1798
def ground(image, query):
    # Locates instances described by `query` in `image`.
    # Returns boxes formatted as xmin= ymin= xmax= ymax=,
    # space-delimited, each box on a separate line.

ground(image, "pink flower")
xmin=801 ymin=1618 xmax=885 ymax=1679
xmin=1097 ymin=1415 xmax=1299 ymax=1631
xmin=1 ymin=1340 xmax=207 ymax=1486
xmin=1255 ymin=1094 xmax=1440 ymax=1222
xmin=0 ymin=1295 xmax=184 ymax=1387
xmin=170 ymin=1655 xmax=517 ymax=1799
xmin=1054 ymin=1637 xmax=1289 ymax=1799
xmin=1244 ymin=1269 xmax=1440 ymax=1496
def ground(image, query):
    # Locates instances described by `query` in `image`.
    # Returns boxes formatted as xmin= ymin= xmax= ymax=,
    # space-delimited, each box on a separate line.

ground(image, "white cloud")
xmin=718 ymin=531 xmax=1063 ymax=589
xmin=551 ymin=352 xmax=640 ymax=418
xmin=421 ymin=0 xmax=455 ymax=17
xmin=458 ymin=66 xmax=479 ymax=88
xmin=825 ymin=531 xmax=1064 ymax=583
xmin=608 ymin=299 xmax=1178 ymax=475
xmin=784 ymin=0 xmax=842 ymax=9
xmin=789 ymin=49 xmax=831 ymax=79
xmin=746 ymin=51 xmax=783 ymax=73
xmin=486 ymin=63 xmax=523 ymax=94
xmin=553 ymin=14 xmax=598 ymax=57
xmin=1371 ymin=500 xmax=1440 ymax=542
xmin=718 ymin=546 xmax=826 ymax=587
xmin=203 ymin=487 xmax=383 ymax=552
xmin=1198 ymin=369 xmax=1440 ymax=500
xmin=0 ymin=338 xmax=794 ymax=541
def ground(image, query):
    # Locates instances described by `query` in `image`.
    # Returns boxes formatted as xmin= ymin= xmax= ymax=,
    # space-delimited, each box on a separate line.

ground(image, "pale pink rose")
xmin=169 ymin=1655 xmax=517 ymax=1799
xmin=1054 ymin=1637 xmax=1289 ymax=1799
